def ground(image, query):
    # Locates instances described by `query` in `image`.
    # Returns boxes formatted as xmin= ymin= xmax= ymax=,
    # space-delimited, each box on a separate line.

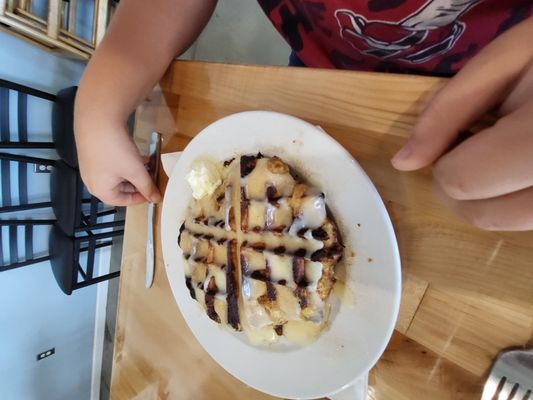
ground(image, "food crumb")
xmin=357 ymin=223 xmax=361 ymax=227
xmin=367 ymin=257 xmax=373 ymax=263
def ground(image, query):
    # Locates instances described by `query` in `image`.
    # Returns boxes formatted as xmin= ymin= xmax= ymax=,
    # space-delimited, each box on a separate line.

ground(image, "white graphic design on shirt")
xmin=335 ymin=0 xmax=482 ymax=63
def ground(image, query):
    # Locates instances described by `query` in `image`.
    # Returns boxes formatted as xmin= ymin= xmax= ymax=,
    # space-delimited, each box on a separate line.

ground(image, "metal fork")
xmin=481 ymin=349 xmax=533 ymax=400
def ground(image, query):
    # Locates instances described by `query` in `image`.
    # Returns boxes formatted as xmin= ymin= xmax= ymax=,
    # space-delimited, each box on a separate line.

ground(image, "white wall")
xmin=0 ymin=31 xmax=96 ymax=400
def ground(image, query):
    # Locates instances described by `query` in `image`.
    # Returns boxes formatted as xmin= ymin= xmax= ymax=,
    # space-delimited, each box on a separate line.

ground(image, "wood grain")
xmin=395 ymin=274 xmax=428 ymax=334
xmin=111 ymin=205 xmax=276 ymax=400
xmin=0 ymin=13 xmax=88 ymax=58
xmin=406 ymin=287 xmax=533 ymax=377
xmin=369 ymin=332 xmax=484 ymax=400
xmin=94 ymin=0 xmax=109 ymax=45
xmin=111 ymin=61 xmax=533 ymax=400
xmin=46 ymin=0 xmax=61 ymax=39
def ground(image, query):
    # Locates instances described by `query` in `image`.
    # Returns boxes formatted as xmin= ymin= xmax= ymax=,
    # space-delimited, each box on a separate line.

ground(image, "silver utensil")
xmin=481 ymin=349 xmax=533 ymax=400
xmin=145 ymin=132 xmax=161 ymax=289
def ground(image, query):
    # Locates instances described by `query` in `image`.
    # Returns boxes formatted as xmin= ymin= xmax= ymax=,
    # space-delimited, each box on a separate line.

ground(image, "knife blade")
xmin=145 ymin=132 xmax=161 ymax=289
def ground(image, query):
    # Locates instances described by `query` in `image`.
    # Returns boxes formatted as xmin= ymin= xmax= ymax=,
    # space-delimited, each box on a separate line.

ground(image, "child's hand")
xmin=76 ymin=123 xmax=161 ymax=206
xmin=392 ymin=17 xmax=533 ymax=231
xmin=73 ymin=0 xmax=215 ymax=206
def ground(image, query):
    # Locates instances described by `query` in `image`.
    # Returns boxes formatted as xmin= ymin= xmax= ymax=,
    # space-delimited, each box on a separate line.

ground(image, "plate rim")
xmin=161 ymin=110 xmax=402 ymax=399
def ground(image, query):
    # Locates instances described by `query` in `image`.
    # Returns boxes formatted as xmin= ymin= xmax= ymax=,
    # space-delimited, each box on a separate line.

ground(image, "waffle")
xmin=178 ymin=154 xmax=343 ymax=344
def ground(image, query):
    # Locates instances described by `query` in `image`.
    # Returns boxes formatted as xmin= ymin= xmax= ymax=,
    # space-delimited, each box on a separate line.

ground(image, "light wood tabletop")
xmin=110 ymin=60 xmax=533 ymax=400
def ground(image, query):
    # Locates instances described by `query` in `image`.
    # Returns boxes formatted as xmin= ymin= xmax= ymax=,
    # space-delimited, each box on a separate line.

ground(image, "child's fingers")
xmin=434 ymin=183 xmax=533 ymax=231
xmin=125 ymin=163 xmax=162 ymax=204
xmin=391 ymin=17 xmax=533 ymax=171
xmin=111 ymin=190 xmax=148 ymax=206
xmin=432 ymin=100 xmax=533 ymax=201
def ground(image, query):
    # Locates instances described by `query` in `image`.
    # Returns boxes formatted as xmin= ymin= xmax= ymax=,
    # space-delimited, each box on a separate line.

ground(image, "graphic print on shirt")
xmin=335 ymin=0 xmax=482 ymax=63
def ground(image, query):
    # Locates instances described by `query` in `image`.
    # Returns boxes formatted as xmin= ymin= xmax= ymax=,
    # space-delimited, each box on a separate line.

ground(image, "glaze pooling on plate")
xmin=178 ymin=154 xmax=344 ymax=345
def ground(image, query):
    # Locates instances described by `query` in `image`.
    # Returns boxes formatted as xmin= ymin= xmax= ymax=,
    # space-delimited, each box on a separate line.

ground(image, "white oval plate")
xmin=161 ymin=111 xmax=401 ymax=400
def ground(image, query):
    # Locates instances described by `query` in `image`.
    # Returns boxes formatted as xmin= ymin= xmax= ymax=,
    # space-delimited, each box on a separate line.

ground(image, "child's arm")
xmin=75 ymin=0 xmax=216 ymax=205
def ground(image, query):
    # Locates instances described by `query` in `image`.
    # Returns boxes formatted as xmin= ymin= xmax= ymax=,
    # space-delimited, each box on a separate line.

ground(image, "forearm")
xmin=75 ymin=0 xmax=216 ymax=132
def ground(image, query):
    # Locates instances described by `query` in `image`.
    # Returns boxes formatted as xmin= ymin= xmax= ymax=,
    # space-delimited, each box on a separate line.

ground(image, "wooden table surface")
xmin=110 ymin=60 xmax=533 ymax=400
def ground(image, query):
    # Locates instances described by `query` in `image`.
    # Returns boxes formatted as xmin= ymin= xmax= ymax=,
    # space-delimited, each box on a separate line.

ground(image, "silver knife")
xmin=145 ymin=132 xmax=161 ymax=288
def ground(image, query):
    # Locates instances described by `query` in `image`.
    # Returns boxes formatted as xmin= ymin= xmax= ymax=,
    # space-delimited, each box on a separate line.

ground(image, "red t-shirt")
xmin=257 ymin=0 xmax=533 ymax=74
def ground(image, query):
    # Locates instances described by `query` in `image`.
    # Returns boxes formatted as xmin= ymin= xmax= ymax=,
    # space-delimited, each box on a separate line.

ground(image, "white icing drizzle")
xmin=190 ymin=237 xmax=199 ymax=259
xmin=182 ymin=155 xmax=337 ymax=347
xmin=264 ymin=252 xmax=295 ymax=287
xmin=243 ymin=158 xmax=295 ymax=199
xmin=209 ymin=265 xmax=227 ymax=293
xmin=288 ymin=195 xmax=327 ymax=236
xmin=305 ymin=261 xmax=323 ymax=291
xmin=265 ymin=203 xmax=276 ymax=228
xmin=224 ymin=185 xmax=233 ymax=231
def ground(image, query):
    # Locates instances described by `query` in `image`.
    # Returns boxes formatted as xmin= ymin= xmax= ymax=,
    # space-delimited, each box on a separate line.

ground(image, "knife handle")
xmin=145 ymin=203 xmax=155 ymax=288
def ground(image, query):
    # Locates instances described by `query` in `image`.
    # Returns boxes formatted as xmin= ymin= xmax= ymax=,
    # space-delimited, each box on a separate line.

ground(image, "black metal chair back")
xmin=0 ymin=219 xmax=53 ymax=272
xmin=0 ymin=79 xmax=123 ymax=293
xmin=0 ymin=152 xmax=55 ymax=213
xmin=0 ymin=78 xmax=56 ymax=150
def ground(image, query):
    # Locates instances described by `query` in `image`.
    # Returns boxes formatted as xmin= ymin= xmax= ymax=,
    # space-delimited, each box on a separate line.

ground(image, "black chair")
xmin=0 ymin=153 xmax=124 ymax=291
xmin=50 ymin=160 xmax=124 ymax=236
xmin=0 ymin=79 xmax=56 ymax=150
xmin=0 ymin=79 xmax=78 ymax=167
xmin=0 ymin=220 xmax=121 ymax=295
xmin=0 ymin=79 xmax=124 ymax=294
xmin=0 ymin=219 xmax=53 ymax=272
xmin=49 ymin=224 xmax=122 ymax=295
xmin=0 ymin=152 xmax=55 ymax=213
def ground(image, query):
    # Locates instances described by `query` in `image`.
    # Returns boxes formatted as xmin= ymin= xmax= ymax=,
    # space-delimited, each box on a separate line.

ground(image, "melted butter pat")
xmin=186 ymin=159 xmax=222 ymax=200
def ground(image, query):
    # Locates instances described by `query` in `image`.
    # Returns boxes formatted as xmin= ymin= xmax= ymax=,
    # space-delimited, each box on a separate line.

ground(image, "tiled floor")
xmin=99 ymin=3 xmax=290 ymax=399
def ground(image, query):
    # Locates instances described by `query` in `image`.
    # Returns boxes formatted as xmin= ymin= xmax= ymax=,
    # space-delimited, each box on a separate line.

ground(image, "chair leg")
xmin=74 ymin=220 xmax=125 ymax=233
xmin=74 ymin=271 xmax=120 ymax=290
xmin=85 ymin=235 xmax=96 ymax=280
xmin=72 ymin=230 xmax=123 ymax=290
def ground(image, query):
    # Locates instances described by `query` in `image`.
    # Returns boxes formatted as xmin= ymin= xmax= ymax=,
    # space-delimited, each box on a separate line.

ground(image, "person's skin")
xmin=74 ymin=0 xmax=216 ymax=205
xmin=392 ymin=17 xmax=533 ymax=231
xmin=75 ymin=0 xmax=532 ymax=231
